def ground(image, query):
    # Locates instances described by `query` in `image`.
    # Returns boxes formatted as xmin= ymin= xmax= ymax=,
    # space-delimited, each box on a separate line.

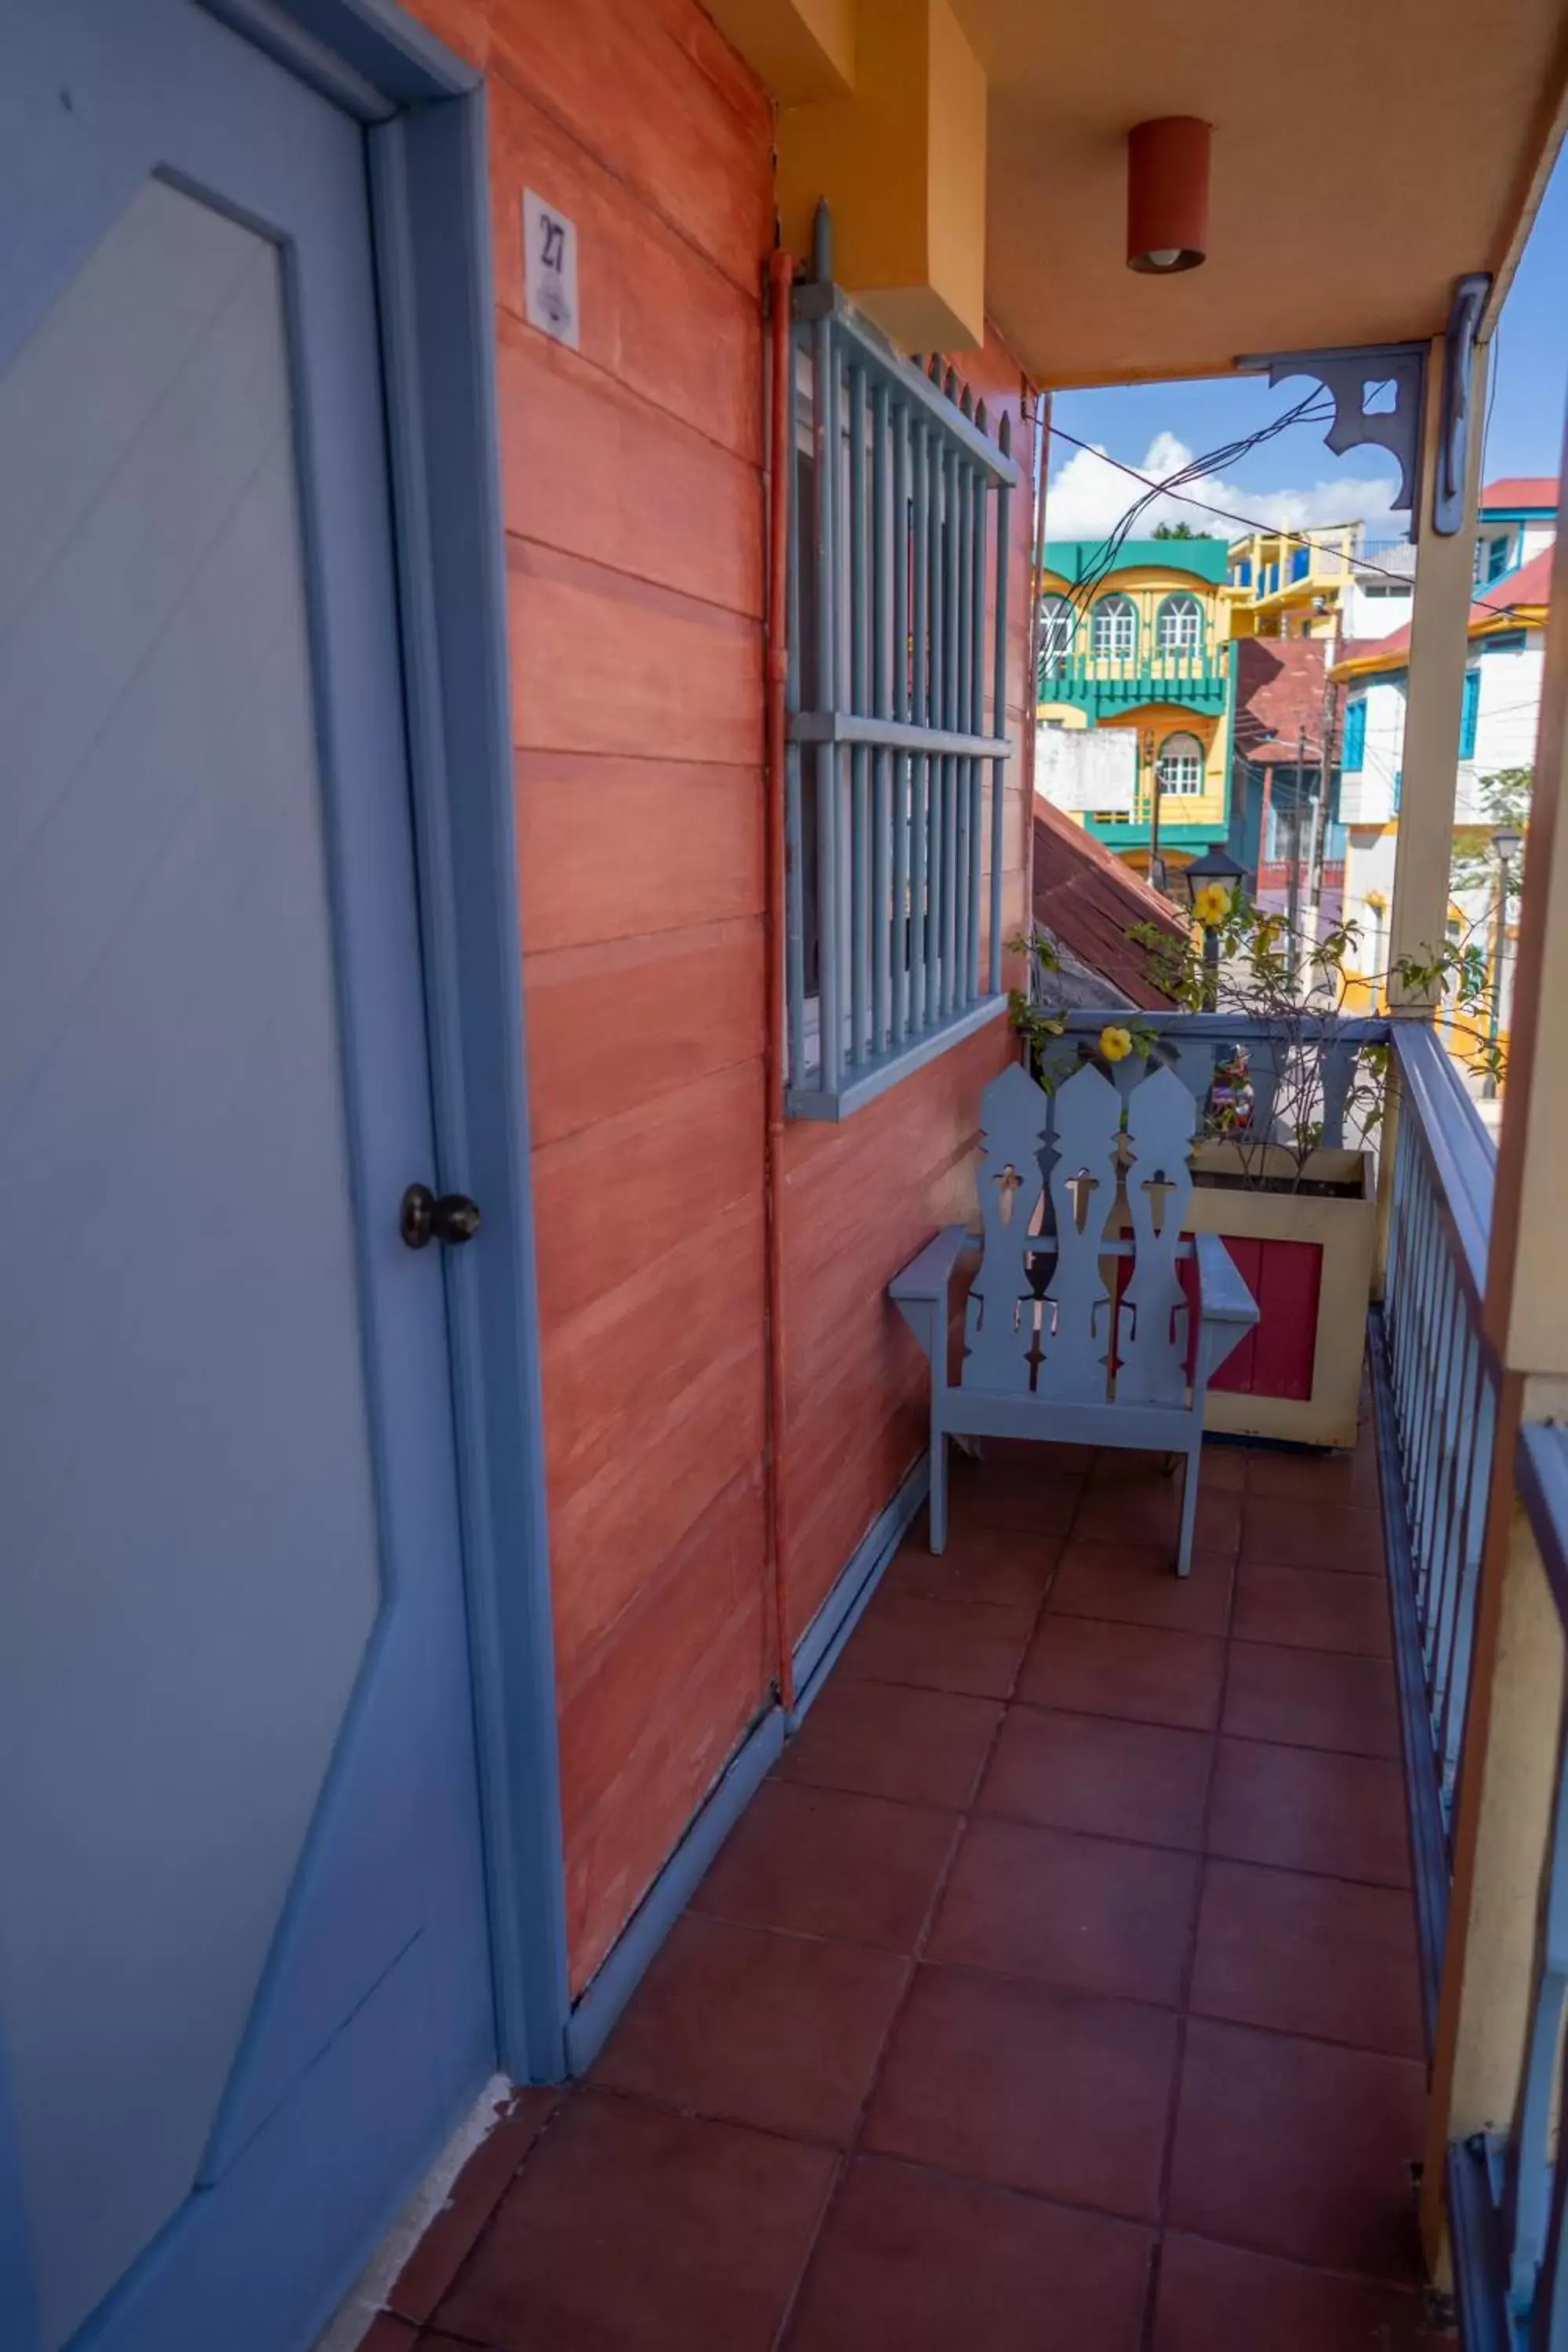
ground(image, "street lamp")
xmin=1174 ymin=843 xmax=1246 ymax=1010
xmin=1483 ymin=822 xmax=1524 ymax=1099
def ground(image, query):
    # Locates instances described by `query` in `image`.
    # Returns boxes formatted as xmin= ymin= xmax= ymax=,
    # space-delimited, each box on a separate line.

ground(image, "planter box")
xmin=1180 ymin=1143 xmax=1375 ymax=1448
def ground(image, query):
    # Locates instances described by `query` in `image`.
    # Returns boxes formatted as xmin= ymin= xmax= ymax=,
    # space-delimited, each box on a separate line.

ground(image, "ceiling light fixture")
xmin=1127 ymin=117 xmax=1210 ymax=274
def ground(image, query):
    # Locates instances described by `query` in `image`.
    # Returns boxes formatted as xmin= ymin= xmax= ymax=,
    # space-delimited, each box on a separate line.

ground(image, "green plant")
xmin=1009 ymin=891 xmax=1510 ymax=1190
xmin=1450 ymin=766 xmax=1531 ymax=906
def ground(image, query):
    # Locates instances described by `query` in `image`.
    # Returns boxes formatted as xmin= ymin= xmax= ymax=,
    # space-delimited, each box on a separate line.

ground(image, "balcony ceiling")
xmin=954 ymin=0 xmax=1568 ymax=388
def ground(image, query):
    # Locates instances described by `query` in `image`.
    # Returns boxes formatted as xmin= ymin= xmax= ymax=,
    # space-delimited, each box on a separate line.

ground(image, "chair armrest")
xmin=888 ymin=1225 xmax=973 ymax=1364
xmin=1193 ymin=1231 xmax=1259 ymax=1327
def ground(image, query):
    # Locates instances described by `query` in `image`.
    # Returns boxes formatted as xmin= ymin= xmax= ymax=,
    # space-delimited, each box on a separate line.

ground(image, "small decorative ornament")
xmin=1100 ymin=1025 xmax=1134 ymax=1063
xmin=1193 ymin=881 xmax=1232 ymax=929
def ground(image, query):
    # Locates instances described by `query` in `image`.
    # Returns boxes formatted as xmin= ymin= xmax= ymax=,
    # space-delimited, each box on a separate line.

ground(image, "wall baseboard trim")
xmin=561 ymin=1449 xmax=930 ymax=2074
xmin=562 ymin=1708 xmax=784 ymax=2074
xmin=789 ymin=1450 xmax=930 ymax=1727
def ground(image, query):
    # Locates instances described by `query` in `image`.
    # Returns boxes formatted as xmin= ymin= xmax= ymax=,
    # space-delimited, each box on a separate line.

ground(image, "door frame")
xmin=195 ymin=0 xmax=572 ymax=2084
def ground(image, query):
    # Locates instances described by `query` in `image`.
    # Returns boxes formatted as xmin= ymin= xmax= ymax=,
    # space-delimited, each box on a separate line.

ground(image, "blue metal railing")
xmin=1040 ymin=1007 xmax=1388 ymax=1152
xmin=1374 ymin=1023 xmax=1498 ymax=2038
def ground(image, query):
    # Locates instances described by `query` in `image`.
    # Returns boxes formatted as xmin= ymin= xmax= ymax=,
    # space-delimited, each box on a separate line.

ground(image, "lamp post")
xmin=1144 ymin=729 xmax=1165 ymax=895
xmin=1175 ymin=843 xmax=1246 ymax=1009
xmin=1483 ymin=822 xmax=1523 ymax=1099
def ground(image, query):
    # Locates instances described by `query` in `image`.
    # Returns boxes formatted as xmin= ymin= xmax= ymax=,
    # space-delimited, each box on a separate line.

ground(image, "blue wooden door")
xmin=0 ymin=6 xmax=499 ymax=2347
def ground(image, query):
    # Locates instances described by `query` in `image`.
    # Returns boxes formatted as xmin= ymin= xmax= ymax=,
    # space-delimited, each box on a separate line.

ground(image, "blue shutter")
xmin=1343 ymin=696 xmax=1367 ymax=771
xmin=1460 ymin=669 xmax=1480 ymax=760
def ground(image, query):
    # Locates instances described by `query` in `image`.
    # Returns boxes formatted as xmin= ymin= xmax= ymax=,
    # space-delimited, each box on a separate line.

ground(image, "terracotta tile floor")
xmin=376 ymin=1410 xmax=1451 ymax=2350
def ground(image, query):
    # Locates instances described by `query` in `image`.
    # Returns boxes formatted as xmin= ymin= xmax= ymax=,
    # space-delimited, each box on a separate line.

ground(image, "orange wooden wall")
xmin=412 ymin=0 xmax=1036 ymax=1994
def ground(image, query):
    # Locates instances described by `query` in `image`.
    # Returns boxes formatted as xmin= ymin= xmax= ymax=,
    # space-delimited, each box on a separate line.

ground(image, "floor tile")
xmin=1152 ymin=2233 xmax=1438 ymax=2351
xmin=884 ymin=1516 xmax=1064 ymax=1610
xmin=775 ymin=1677 xmax=1003 ymax=1810
xmin=354 ymin=2319 xmax=419 ymax=2352
xmin=1196 ymin=1442 xmax=1250 ymax=1492
xmin=1246 ymin=1446 xmax=1381 ymax=1508
xmin=435 ymin=2090 xmax=836 ymax=2351
xmin=387 ymin=2087 xmax=561 ymax=2322
xmin=838 ymin=1590 xmax=1036 ymax=1700
xmin=1075 ymin=1479 xmax=1242 ymax=1557
xmin=786 ymin=2156 xmax=1151 ymax=2352
xmin=1167 ymin=2018 xmax=1425 ymax=2279
xmin=1018 ymin=1615 xmax=1225 ymax=1732
xmin=692 ymin=1780 xmax=958 ymax=1951
xmin=980 ymin=1705 xmax=1213 ymax=1851
xmin=590 ymin=1913 xmax=908 ymax=2143
xmin=1048 ymin=1541 xmax=1234 ymax=1637
xmin=929 ymin=1815 xmax=1198 ymax=2005
xmin=863 ymin=1963 xmax=1179 ymax=2221
xmin=1232 ymin=1560 xmax=1392 ymax=1657
xmin=949 ymin=1451 xmax=1084 ymax=1534
xmin=1243 ymin=1496 xmax=1384 ymax=1575
xmin=1208 ymin=1739 xmax=1411 ymax=1887
xmin=1191 ymin=1860 xmax=1424 ymax=2057
xmin=1223 ymin=1639 xmax=1401 ymax=1759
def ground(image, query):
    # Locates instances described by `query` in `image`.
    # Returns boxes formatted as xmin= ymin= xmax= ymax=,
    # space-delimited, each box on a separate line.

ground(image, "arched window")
xmin=1156 ymin=731 xmax=1205 ymax=795
xmin=1039 ymin=593 xmax=1074 ymax=677
xmin=1156 ymin=593 xmax=1203 ymax=655
xmin=1092 ymin=592 xmax=1137 ymax=659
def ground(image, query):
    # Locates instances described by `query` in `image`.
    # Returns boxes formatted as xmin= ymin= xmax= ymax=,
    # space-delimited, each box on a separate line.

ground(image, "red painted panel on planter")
xmin=1250 ymin=1237 xmax=1323 ymax=1400
xmin=1181 ymin=1233 xmax=1319 ymax=1399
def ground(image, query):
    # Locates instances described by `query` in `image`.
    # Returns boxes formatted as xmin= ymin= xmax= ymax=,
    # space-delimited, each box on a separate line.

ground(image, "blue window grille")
xmin=1343 ymin=696 xmax=1367 ymax=771
xmin=1460 ymin=668 xmax=1481 ymax=760
xmin=785 ymin=222 xmax=1019 ymax=1118
xmin=1483 ymin=629 xmax=1527 ymax=654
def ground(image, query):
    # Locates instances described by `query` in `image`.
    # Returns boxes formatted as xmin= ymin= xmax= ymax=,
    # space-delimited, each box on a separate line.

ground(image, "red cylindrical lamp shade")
xmin=1127 ymin=117 xmax=1210 ymax=274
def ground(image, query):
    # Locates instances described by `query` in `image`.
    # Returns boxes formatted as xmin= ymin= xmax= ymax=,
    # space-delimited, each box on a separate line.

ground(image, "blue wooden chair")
xmin=890 ymin=1058 xmax=1259 ymax=1575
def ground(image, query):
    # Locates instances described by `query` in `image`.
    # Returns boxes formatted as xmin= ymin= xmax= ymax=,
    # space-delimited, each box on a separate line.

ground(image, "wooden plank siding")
xmin=412 ymin=0 xmax=1036 ymax=1993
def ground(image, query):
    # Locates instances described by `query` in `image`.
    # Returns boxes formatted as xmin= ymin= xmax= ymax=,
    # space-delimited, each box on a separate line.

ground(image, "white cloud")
xmin=1044 ymin=430 xmax=1399 ymax=546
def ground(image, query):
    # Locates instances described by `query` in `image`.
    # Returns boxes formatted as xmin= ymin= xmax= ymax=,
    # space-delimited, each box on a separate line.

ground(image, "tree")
xmin=1152 ymin=521 xmax=1215 ymax=542
xmin=1450 ymin=765 xmax=1532 ymax=906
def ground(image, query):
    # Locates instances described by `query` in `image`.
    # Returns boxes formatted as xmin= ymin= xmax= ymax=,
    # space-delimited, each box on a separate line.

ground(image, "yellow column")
xmin=1482 ymin=461 xmax=1568 ymax=1402
xmin=776 ymin=0 xmax=986 ymax=350
xmin=1421 ymin=1451 xmax=1564 ymax=2271
xmin=1386 ymin=335 xmax=1489 ymax=998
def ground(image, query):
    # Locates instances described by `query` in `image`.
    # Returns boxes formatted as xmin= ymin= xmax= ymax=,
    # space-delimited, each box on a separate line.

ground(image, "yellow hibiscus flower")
xmin=1099 ymin=1025 xmax=1134 ymax=1063
xmin=1193 ymin=880 xmax=1232 ymax=929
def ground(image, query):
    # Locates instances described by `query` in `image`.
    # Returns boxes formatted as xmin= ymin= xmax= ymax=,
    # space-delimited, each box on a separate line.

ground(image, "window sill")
xmin=786 ymin=993 xmax=1008 ymax=1123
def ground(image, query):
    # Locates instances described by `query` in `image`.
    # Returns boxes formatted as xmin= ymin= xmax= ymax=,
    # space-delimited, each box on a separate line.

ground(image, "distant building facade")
xmin=1036 ymin=535 xmax=1236 ymax=884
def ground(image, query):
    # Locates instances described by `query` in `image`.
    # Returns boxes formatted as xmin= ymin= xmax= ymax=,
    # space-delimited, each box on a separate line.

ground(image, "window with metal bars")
xmin=783 ymin=216 xmax=1019 ymax=1120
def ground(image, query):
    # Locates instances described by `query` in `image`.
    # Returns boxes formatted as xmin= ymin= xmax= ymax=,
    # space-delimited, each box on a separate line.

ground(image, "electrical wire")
xmin=1045 ymin=419 xmax=1545 ymax=624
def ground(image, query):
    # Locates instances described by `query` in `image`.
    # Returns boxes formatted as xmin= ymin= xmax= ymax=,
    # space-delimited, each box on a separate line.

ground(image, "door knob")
xmin=400 ymin=1184 xmax=481 ymax=1250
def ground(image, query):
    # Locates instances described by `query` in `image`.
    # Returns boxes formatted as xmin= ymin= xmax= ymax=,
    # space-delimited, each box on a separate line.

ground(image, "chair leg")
xmin=1174 ymin=1443 xmax=1200 ymax=1578
xmin=929 ymin=1429 xmax=948 ymax=1555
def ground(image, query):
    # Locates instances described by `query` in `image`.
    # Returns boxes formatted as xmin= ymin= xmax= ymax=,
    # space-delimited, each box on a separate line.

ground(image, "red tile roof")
xmin=1233 ymin=636 xmax=1328 ymax=766
xmin=1031 ymin=797 xmax=1183 ymax=1008
xmin=1333 ymin=542 xmax=1554 ymax=673
xmin=1480 ymin=477 xmax=1559 ymax=511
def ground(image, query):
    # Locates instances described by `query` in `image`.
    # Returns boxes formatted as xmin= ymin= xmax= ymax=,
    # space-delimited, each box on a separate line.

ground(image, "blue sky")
xmin=1047 ymin=154 xmax=1568 ymax=543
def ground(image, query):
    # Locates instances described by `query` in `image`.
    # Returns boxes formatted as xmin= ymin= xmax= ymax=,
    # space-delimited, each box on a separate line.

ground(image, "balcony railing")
xmin=1374 ymin=1024 xmax=1497 ymax=2013
xmin=1372 ymin=1027 xmax=1568 ymax=2350
xmin=1040 ymin=641 xmax=1229 ymax=715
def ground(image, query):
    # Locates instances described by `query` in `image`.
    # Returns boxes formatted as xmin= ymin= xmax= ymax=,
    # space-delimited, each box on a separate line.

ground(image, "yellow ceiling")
xmin=954 ymin=0 xmax=1568 ymax=387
